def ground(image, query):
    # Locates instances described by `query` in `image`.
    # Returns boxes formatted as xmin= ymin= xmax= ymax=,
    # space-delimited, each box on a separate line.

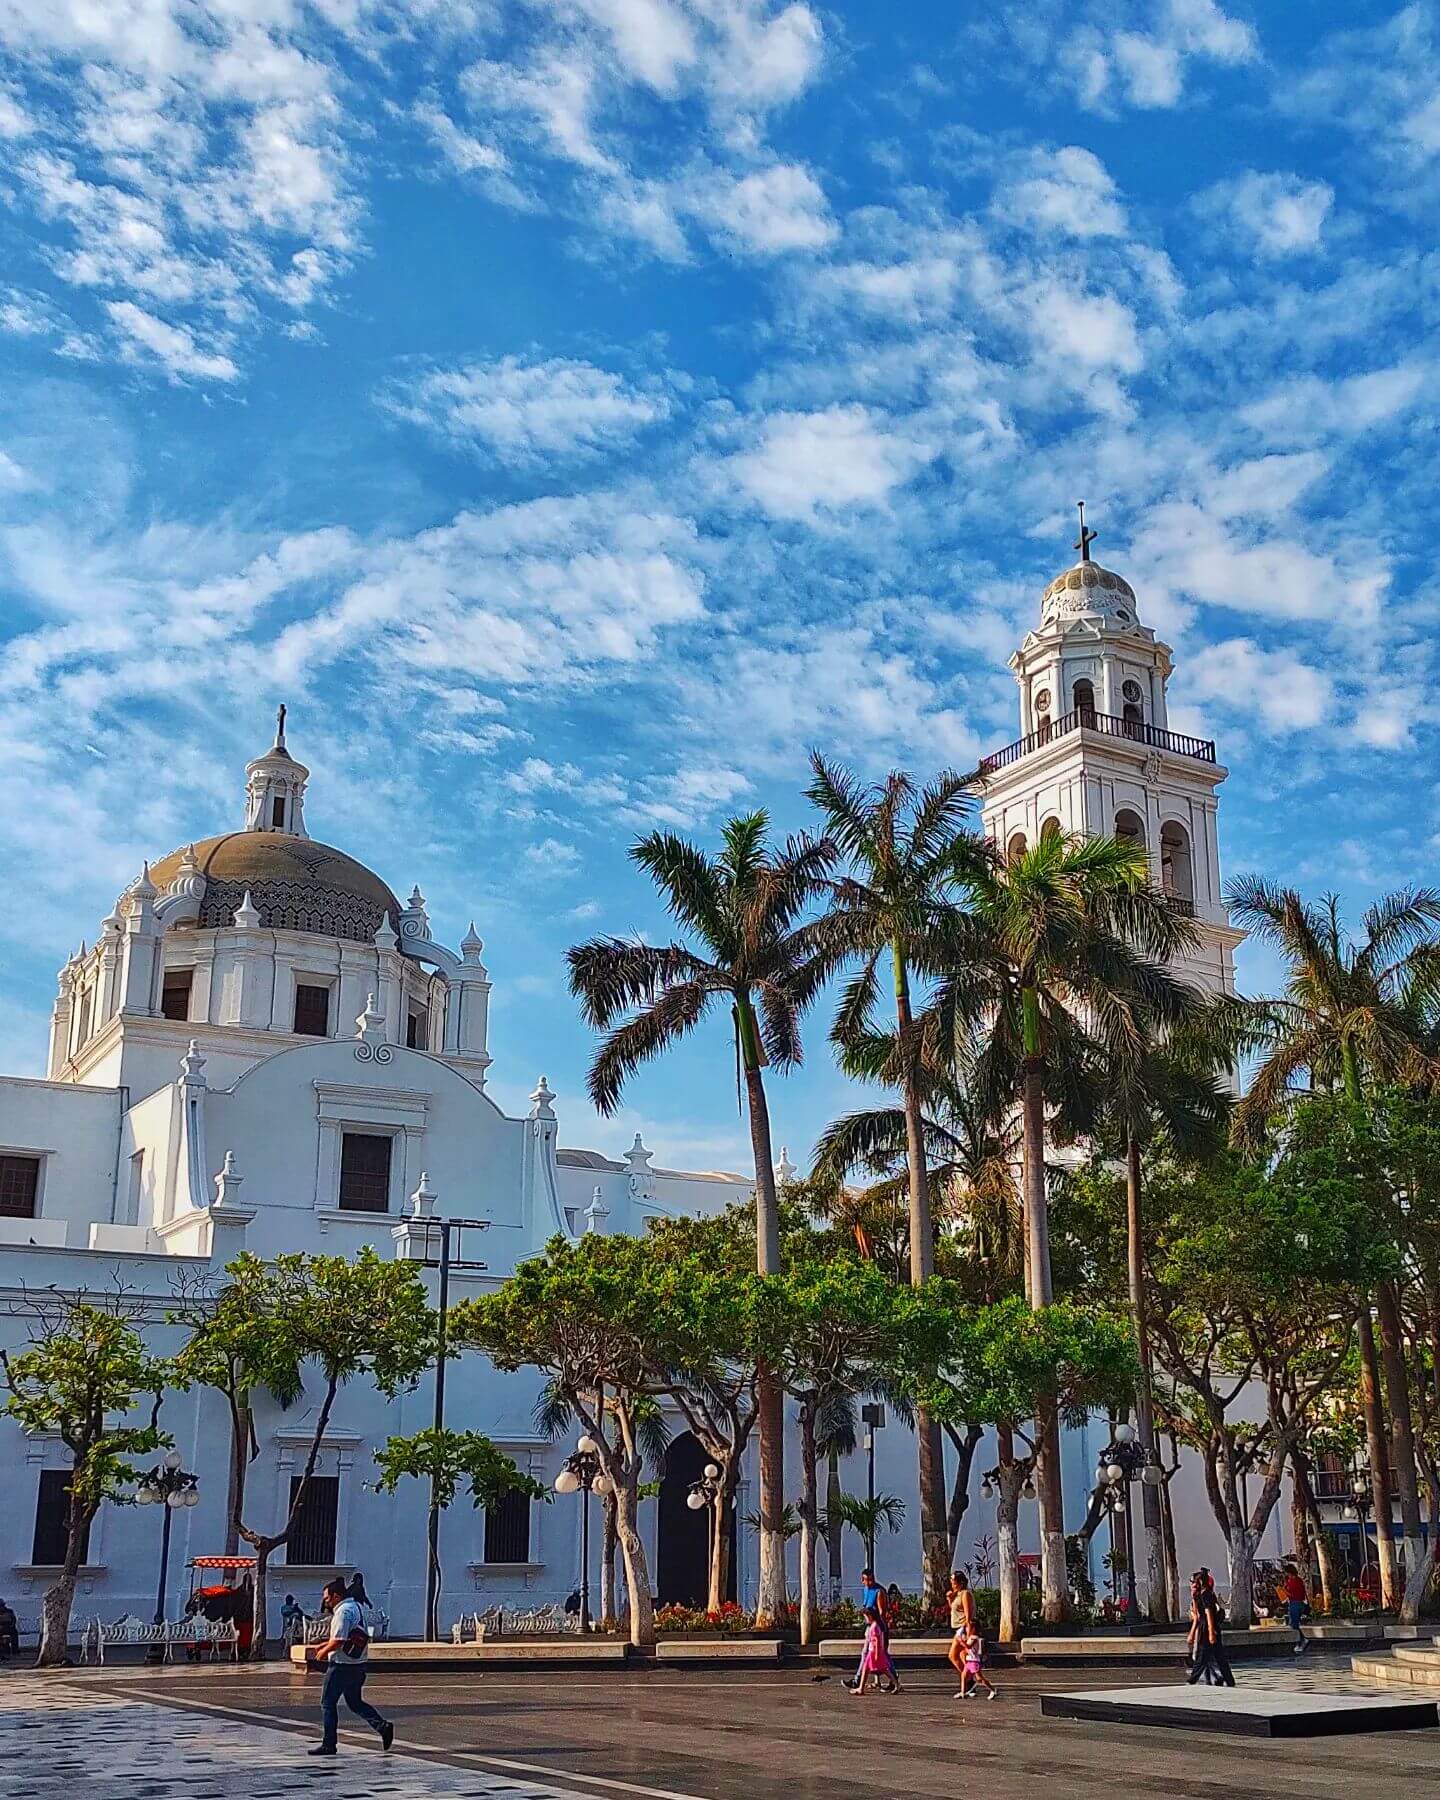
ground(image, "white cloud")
xmin=384 ymin=356 xmax=674 ymax=465
xmin=1203 ymin=453 xmax=1330 ymax=519
xmin=994 ymin=146 xmax=1129 ymax=239
xmin=105 ymin=301 xmax=238 ymax=383
xmin=1047 ymin=0 xmax=1256 ymax=114
xmin=1025 ymin=283 xmax=1142 ymax=374
xmin=524 ymin=835 xmax=582 ymax=874
xmin=726 ymin=405 xmax=936 ymax=522
xmin=1183 ymin=637 xmax=1334 ymax=732
xmin=1241 ymin=363 xmax=1428 ymax=446
xmin=1196 ymin=171 xmax=1334 ymax=258
xmin=681 ymin=160 xmax=837 ymax=256
xmin=1130 ymin=501 xmax=1387 ymax=626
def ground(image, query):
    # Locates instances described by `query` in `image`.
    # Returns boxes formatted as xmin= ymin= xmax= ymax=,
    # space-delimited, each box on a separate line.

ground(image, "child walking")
xmin=852 ymin=1605 xmax=899 ymax=1695
xmin=956 ymin=1626 xmax=997 ymax=1701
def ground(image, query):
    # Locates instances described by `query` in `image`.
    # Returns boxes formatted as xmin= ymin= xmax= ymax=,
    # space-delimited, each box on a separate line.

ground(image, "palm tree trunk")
xmin=1289 ymin=1448 xmax=1333 ymax=1613
xmin=1019 ymin=996 xmax=1064 ymax=1622
xmin=1158 ymin=1464 xmax=1181 ymax=1621
xmin=893 ymin=948 xmax=950 ymax=1611
xmin=1375 ymin=1280 xmax=1427 ymax=1620
xmin=1125 ymin=1137 xmax=1167 ymax=1625
xmin=601 ymin=1493 xmax=618 ymax=1625
xmin=738 ymin=996 xmax=786 ymax=1628
xmin=1357 ymin=1303 xmax=1399 ymax=1609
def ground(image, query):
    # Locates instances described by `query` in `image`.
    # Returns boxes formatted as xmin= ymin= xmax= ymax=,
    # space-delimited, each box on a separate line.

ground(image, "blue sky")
xmin=1 ymin=0 xmax=1436 ymax=1173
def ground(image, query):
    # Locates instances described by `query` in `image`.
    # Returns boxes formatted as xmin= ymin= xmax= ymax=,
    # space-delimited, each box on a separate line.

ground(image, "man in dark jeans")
xmin=309 ymin=1576 xmax=394 ymax=1757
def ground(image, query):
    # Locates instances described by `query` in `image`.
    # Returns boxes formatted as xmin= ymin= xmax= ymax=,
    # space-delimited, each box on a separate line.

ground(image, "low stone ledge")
xmin=289 ymin=1640 xmax=629 ymax=1669
xmin=655 ymin=1638 xmax=782 ymax=1661
xmin=818 ymin=1636 xmax=958 ymax=1661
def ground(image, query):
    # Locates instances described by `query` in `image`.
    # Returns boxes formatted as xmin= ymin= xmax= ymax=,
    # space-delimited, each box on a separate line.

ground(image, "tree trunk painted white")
xmin=995 ymin=1440 xmax=1023 ymax=1645
xmin=741 ymin=1037 xmax=787 ymax=1630
xmin=37 ymin=1500 xmax=93 ymax=1667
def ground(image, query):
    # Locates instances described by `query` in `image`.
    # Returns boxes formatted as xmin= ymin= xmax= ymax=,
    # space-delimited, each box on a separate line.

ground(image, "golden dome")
xmin=148 ymin=833 xmax=401 ymax=943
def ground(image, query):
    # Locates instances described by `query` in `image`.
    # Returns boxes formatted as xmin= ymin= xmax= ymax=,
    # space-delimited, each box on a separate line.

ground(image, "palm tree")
xmin=806 ymin=755 xmax=988 ymax=1606
xmin=1091 ymin=1017 xmax=1231 ymax=1625
xmin=955 ymin=828 xmax=1201 ymax=1623
xmin=1226 ymin=878 xmax=1440 ymax=1618
xmin=567 ymin=811 xmax=835 ymax=1626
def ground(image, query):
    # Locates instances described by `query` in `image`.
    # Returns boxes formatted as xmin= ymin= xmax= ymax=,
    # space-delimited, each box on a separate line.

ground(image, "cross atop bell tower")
xmin=1074 ymin=499 xmax=1097 ymax=564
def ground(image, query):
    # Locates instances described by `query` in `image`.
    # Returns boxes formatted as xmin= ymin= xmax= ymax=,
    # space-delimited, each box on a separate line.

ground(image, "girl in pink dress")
xmin=853 ymin=1606 xmax=899 ymax=1694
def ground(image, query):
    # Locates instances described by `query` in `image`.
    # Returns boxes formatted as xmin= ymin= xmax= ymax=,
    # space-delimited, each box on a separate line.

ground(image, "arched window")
xmin=1007 ymin=831 xmax=1028 ymax=863
xmin=1160 ymin=820 xmax=1194 ymax=907
xmin=1040 ymin=816 xmax=1063 ymax=844
xmin=1072 ymin=678 xmax=1097 ymax=722
xmin=1114 ymin=807 xmax=1145 ymax=851
xmin=1034 ymin=687 xmax=1052 ymax=743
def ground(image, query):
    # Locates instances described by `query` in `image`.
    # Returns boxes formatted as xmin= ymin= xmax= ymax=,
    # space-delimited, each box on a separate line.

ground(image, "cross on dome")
xmin=1074 ymin=499 xmax=1098 ymax=564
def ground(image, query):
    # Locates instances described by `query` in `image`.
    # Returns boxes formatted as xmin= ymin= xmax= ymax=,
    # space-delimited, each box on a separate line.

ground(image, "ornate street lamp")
xmin=1097 ymin=1421 xmax=1161 ymax=1630
xmin=555 ymin=1436 xmax=609 ymax=1632
xmin=135 ymin=1450 xmax=199 ymax=1659
xmin=686 ymin=1462 xmax=723 ymax=1601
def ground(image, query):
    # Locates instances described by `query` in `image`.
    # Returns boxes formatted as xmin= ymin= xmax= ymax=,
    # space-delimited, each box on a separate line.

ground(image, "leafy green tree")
xmin=1226 ymin=880 xmax=1440 ymax=1610
xmin=173 ymin=1249 xmax=436 ymax=1655
xmin=2 ymin=1290 xmax=171 ymax=1665
xmin=454 ymin=1231 xmax=765 ymax=1647
xmin=373 ymin=1429 xmax=547 ymax=1619
xmin=764 ymin=1253 xmax=954 ymax=1642
xmin=1141 ymin=1142 xmax=1380 ymax=1623
xmin=947 ymin=829 xmax=1196 ymax=1622
xmin=806 ymin=756 xmax=988 ymax=1605
xmin=931 ymin=1296 xmax=1136 ymax=1642
xmin=566 ymin=812 xmax=835 ymax=1625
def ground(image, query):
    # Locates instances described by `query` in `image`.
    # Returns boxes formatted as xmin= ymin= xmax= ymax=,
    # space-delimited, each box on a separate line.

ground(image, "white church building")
xmin=0 ymin=542 xmax=1296 ymax=1637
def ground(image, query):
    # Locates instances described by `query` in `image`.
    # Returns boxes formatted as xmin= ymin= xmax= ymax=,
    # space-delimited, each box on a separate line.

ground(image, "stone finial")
xmin=374 ymin=917 xmax=399 ymax=953
xmin=776 ymin=1145 xmax=798 ymax=1185
xmin=179 ymin=1039 xmax=208 ymax=1086
xmin=624 ymin=1132 xmax=653 ymax=1174
xmin=399 ymin=886 xmax=431 ymax=942
xmin=169 ymin=844 xmax=204 ymax=902
xmin=409 ymin=1171 xmax=437 ymax=1218
xmin=132 ymin=862 xmax=157 ymax=899
xmin=233 ymin=889 xmax=262 ymax=929
xmin=213 ymin=1150 xmax=244 ymax=1208
xmin=355 ymin=993 xmax=386 ymax=1043
xmin=584 ymin=1184 xmax=610 ymax=1236
xmin=460 ymin=922 xmax=486 ymax=966
xmin=529 ymin=1074 xmax=556 ymax=1121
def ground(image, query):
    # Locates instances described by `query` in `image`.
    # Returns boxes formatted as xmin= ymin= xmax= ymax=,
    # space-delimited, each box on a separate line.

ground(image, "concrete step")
xmin=1386 ymin=1644 xmax=1440 ymax=1667
xmin=655 ymin=1639 xmax=782 ymax=1662
xmin=289 ymin=1640 xmax=630 ymax=1671
xmin=1351 ymin=1653 xmax=1440 ymax=1687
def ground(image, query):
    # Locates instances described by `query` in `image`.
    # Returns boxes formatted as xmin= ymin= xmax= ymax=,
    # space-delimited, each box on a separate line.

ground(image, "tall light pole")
xmin=135 ymin=1451 xmax=199 ymax=1660
xmin=555 ymin=1439 xmax=608 ymax=1631
xmin=393 ymin=1183 xmax=490 ymax=1641
xmin=860 ymin=1403 xmax=885 ymax=1571
xmin=1098 ymin=1421 xmax=1162 ymax=1631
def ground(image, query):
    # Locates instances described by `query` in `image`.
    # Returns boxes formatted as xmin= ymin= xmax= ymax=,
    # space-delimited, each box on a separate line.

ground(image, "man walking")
xmin=1281 ymin=1563 xmax=1308 ymax=1655
xmin=309 ymin=1576 xmax=394 ymax=1757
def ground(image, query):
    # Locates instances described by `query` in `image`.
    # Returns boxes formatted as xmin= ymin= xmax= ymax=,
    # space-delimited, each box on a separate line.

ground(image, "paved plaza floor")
xmin=3 ymin=1652 xmax=1436 ymax=1799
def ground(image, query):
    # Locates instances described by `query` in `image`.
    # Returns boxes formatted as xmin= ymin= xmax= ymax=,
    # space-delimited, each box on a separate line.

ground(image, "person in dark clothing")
xmin=0 ymin=1599 xmax=18 ymax=1658
xmin=1185 ymin=1569 xmax=1235 ymax=1687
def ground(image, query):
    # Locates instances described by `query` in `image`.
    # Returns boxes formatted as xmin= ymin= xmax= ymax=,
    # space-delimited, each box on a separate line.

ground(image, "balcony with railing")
xmin=979 ymin=708 xmax=1217 ymax=776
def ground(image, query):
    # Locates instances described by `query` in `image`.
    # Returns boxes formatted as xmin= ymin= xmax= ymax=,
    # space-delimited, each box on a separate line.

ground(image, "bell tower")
xmin=243 ymin=705 xmax=310 ymax=837
xmin=978 ymin=508 xmax=1243 ymax=997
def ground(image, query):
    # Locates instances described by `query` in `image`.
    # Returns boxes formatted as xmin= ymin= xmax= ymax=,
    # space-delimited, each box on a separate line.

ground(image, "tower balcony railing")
xmin=978 ymin=708 xmax=1217 ymax=775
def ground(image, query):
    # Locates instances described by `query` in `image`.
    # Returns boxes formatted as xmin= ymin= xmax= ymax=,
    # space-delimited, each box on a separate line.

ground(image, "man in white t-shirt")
xmin=308 ymin=1577 xmax=393 ymax=1757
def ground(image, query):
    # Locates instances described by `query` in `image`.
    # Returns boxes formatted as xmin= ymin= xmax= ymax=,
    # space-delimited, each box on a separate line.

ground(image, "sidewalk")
xmin=2 ymin=1674 xmax=589 ymax=1800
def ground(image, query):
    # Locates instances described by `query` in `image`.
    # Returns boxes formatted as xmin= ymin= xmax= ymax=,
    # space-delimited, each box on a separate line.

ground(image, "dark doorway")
xmin=656 ymin=1432 xmax=736 ymax=1607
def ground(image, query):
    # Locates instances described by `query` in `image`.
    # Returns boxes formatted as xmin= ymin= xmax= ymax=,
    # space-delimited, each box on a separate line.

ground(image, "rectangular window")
xmin=160 ymin=969 xmax=194 ymax=1022
xmin=271 ymin=794 xmax=286 ymax=829
xmin=405 ymin=1006 xmax=428 ymax=1050
xmin=74 ymin=986 xmax=93 ymax=1048
xmin=287 ymin=1474 xmax=339 ymax=1566
xmin=0 ymin=1154 xmax=40 ymax=1218
xmin=483 ymin=1487 xmax=531 ymax=1564
xmin=32 ymin=1469 xmax=89 ymax=1567
xmin=338 ymin=1132 xmax=392 ymax=1212
xmin=293 ymin=982 xmax=331 ymax=1038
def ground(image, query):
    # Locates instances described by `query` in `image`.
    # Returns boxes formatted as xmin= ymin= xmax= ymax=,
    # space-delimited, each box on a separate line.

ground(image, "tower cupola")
xmin=244 ymin=705 xmax=309 ymax=837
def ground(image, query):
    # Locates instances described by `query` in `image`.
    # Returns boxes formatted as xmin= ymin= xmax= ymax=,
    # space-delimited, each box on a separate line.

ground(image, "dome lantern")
xmin=243 ymin=704 xmax=310 ymax=837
